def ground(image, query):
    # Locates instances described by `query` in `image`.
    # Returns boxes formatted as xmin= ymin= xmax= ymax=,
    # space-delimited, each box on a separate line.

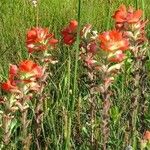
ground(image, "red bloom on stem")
xmin=61 ymin=20 xmax=78 ymax=45
xmin=99 ymin=30 xmax=129 ymax=52
xmin=1 ymin=64 xmax=19 ymax=92
xmin=19 ymin=60 xmax=43 ymax=79
xmin=1 ymin=80 xmax=18 ymax=92
xmin=26 ymin=27 xmax=58 ymax=53
xmin=113 ymin=5 xmax=142 ymax=23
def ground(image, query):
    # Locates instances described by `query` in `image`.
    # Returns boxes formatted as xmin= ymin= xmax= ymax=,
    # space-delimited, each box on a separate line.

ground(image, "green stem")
xmin=102 ymin=92 xmax=111 ymax=150
xmin=106 ymin=0 xmax=111 ymax=30
xmin=65 ymin=0 xmax=81 ymax=149
xmin=141 ymin=0 xmax=145 ymax=19
xmin=35 ymin=0 xmax=39 ymax=27
xmin=71 ymin=0 xmax=81 ymax=112
xmin=132 ymin=62 xmax=140 ymax=150
xmin=135 ymin=0 xmax=138 ymax=9
xmin=67 ymin=47 xmax=71 ymax=110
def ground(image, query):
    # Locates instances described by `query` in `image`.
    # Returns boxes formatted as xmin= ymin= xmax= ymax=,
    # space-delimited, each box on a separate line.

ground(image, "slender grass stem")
xmin=106 ymin=0 xmax=111 ymax=30
xmin=36 ymin=0 xmax=39 ymax=27
xmin=67 ymin=47 xmax=71 ymax=110
xmin=132 ymin=71 xmax=140 ymax=150
xmin=64 ymin=47 xmax=71 ymax=150
xmin=102 ymin=91 xmax=111 ymax=150
xmin=135 ymin=0 xmax=138 ymax=9
xmin=64 ymin=0 xmax=81 ymax=149
xmin=71 ymin=0 xmax=81 ymax=111
xmin=141 ymin=0 xmax=145 ymax=19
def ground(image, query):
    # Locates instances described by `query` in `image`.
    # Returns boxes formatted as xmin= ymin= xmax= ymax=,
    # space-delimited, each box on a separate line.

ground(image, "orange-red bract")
xmin=19 ymin=60 xmax=43 ymax=79
xmin=99 ymin=30 xmax=129 ymax=52
xmin=1 ymin=80 xmax=18 ymax=92
xmin=113 ymin=5 xmax=142 ymax=23
xmin=61 ymin=20 xmax=78 ymax=45
xmin=26 ymin=27 xmax=58 ymax=53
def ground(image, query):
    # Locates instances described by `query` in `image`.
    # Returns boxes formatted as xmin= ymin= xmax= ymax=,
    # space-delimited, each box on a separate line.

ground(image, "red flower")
xmin=99 ymin=30 xmax=129 ymax=52
xmin=19 ymin=60 xmax=43 ymax=79
xmin=143 ymin=131 xmax=150 ymax=141
xmin=61 ymin=20 xmax=78 ymax=45
xmin=113 ymin=5 xmax=142 ymax=23
xmin=26 ymin=27 xmax=58 ymax=53
xmin=1 ymin=80 xmax=18 ymax=92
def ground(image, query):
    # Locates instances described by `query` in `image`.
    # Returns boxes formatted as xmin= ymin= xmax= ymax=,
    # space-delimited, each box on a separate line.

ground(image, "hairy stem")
xmin=102 ymin=90 xmax=111 ymax=150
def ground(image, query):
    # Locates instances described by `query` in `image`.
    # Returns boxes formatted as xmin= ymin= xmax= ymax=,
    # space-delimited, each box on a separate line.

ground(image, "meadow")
xmin=0 ymin=0 xmax=150 ymax=149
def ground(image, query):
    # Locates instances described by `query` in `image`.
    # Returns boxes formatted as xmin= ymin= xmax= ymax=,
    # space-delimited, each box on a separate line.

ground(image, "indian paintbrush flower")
xmin=99 ymin=30 xmax=129 ymax=52
xmin=26 ymin=27 xmax=58 ymax=53
xmin=61 ymin=20 xmax=78 ymax=45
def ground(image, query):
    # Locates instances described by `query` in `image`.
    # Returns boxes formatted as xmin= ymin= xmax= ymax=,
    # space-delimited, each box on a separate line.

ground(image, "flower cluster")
xmin=2 ymin=60 xmax=43 ymax=94
xmin=99 ymin=30 xmax=129 ymax=62
xmin=113 ymin=5 xmax=147 ymax=56
xmin=113 ymin=5 xmax=142 ymax=30
xmin=26 ymin=27 xmax=58 ymax=53
xmin=1 ymin=27 xmax=58 ymax=148
xmin=61 ymin=20 xmax=78 ymax=45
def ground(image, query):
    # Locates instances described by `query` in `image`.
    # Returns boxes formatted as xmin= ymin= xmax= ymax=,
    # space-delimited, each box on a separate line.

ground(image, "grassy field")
xmin=0 ymin=0 xmax=150 ymax=149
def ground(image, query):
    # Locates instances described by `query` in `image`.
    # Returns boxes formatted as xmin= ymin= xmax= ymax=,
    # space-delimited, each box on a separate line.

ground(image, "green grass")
xmin=1 ymin=0 xmax=150 ymax=149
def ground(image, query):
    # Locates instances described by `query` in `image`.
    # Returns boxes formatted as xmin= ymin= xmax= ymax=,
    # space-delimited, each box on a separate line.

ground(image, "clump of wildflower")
xmin=113 ymin=5 xmax=149 ymax=149
xmin=97 ymin=28 xmax=129 ymax=149
xmin=2 ymin=60 xmax=44 ymax=94
xmin=61 ymin=20 xmax=78 ymax=45
xmin=113 ymin=5 xmax=143 ymax=31
xmin=26 ymin=27 xmax=58 ymax=53
xmin=99 ymin=30 xmax=128 ymax=63
xmin=1 ymin=60 xmax=44 ymax=147
xmin=113 ymin=5 xmax=148 ymax=55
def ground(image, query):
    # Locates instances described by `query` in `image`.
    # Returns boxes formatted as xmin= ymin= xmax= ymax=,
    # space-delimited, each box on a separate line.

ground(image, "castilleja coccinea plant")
xmin=26 ymin=27 xmax=58 ymax=149
xmin=1 ymin=60 xmax=44 ymax=149
xmin=61 ymin=20 xmax=129 ymax=149
xmin=79 ymin=24 xmax=129 ymax=149
xmin=26 ymin=27 xmax=58 ymax=53
xmin=113 ymin=5 xmax=149 ymax=148
xmin=98 ymin=29 xmax=129 ymax=150
xmin=80 ymin=24 xmax=99 ymax=149
xmin=1 ymin=27 xmax=58 ymax=149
